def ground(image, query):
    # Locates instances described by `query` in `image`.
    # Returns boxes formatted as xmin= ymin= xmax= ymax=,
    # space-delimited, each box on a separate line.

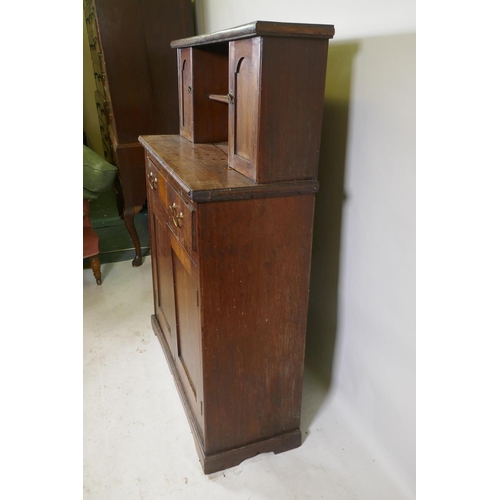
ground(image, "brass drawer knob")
xmin=148 ymin=172 xmax=157 ymax=190
xmin=169 ymin=202 xmax=184 ymax=228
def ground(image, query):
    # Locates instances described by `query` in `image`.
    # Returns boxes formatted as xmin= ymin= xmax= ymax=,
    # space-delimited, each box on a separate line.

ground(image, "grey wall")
xmin=307 ymin=34 xmax=416 ymax=495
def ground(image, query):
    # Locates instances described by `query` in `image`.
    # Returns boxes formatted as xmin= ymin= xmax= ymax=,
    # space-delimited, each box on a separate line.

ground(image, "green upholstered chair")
xmin=83 ymin=145 xmax=117 ymax=284
xmin=84 ymin=145 xmax=117 ymax=200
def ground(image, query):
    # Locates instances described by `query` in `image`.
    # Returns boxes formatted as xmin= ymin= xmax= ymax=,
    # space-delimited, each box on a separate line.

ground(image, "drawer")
xmin=146 ymin=155 xmax=197 ymax=261
xmin=165 ymin=182 xmax=197 ymax=258
xmin=146 ymin=156 xmax=167 ymax=209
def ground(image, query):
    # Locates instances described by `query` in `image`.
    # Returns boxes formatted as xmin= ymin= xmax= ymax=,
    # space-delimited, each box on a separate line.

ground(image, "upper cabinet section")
xmin=171 ymin=21 xmax=335 ymax=184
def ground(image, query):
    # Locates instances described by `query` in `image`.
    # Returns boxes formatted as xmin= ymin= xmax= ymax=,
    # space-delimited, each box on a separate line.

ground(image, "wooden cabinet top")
xmin=171 ymin=20 xmax=335 ymax=48
xmin=138 ymin=135 xmax=319 ymax=202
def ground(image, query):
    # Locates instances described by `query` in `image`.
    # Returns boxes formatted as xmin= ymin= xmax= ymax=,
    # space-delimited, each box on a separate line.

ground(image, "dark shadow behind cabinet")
xmin=83 ymin=0 xmax=195 ymax=266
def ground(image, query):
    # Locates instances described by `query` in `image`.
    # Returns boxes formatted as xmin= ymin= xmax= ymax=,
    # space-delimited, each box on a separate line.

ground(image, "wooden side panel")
xmin=198 ymin=194 xmax=315 ymax=454
xmin=256 ymin=37 xmax=329 ymax=182
xmin=228 ymin=38 xmax=261 ymax=180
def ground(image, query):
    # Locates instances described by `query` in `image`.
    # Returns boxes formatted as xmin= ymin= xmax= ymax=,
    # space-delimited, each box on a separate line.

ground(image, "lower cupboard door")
xmin=152 ymin=212 xmax=177 ymax=356
xmin=170 ymin=237 xmax=204 ymax=436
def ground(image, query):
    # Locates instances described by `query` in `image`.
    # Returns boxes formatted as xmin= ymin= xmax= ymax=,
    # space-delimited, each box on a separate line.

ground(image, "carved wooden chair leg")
xmin=123 ymin=204 xmax=144 ymax=267
xmin=88 ymin=255 xmax=102 ymax=285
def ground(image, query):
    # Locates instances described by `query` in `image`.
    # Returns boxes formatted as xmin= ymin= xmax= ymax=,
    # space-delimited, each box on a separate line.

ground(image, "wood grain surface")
xmin=139 ymin=135 xmax=319 ymax=201
xmin=171 ymin=20 xmax=334 ymax=48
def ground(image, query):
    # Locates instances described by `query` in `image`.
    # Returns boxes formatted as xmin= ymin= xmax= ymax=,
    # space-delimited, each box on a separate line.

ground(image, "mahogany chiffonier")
xmin=139 ymin=20 xmax=334 ymax=474
xmin=83 ymin=0 xmax=195 ymax=266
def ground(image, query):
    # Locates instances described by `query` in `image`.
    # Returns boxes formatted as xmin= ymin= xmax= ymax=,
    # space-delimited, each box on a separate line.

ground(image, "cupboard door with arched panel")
xmin=228 ymin=38 xmax=260 ymax=180
xmin=178 ymin=47 xmax=193 ymax=140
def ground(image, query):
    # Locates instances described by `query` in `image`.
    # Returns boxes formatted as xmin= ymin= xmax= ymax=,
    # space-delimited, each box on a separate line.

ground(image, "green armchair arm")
xmin=83 ymin=145 xmax=117 ymax=200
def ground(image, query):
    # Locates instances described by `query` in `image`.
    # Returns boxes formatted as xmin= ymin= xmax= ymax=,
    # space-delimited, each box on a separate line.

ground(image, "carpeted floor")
xmin=84 ymin=188 xmax=150 ymax=266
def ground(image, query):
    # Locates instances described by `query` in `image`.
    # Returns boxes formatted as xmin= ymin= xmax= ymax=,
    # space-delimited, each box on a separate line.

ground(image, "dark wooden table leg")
xmin=123 ymin=204 xmax=144 ymax=267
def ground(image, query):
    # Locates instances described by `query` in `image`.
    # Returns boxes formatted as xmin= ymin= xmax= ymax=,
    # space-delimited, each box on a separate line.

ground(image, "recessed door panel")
xmin=228 ymin=38 xmax=260 ymax=180
xmin=179 ymin=47 xmax=193 ymax=140
xmin=170 ymin=236 xmax=203 ymax=434
xmin=234 ymin=57 xmax=253 ymax=160
xmin=152 ymin=213 xmax=177 ymax=355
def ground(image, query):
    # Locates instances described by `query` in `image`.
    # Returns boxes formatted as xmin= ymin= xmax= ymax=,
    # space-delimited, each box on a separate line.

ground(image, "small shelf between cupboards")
xmin=172 ymin=21 xmax=335 ymax=184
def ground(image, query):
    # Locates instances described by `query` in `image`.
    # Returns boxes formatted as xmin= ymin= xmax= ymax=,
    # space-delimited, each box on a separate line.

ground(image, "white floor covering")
xmin=83 ymin=259 xmax=411 ymax=500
